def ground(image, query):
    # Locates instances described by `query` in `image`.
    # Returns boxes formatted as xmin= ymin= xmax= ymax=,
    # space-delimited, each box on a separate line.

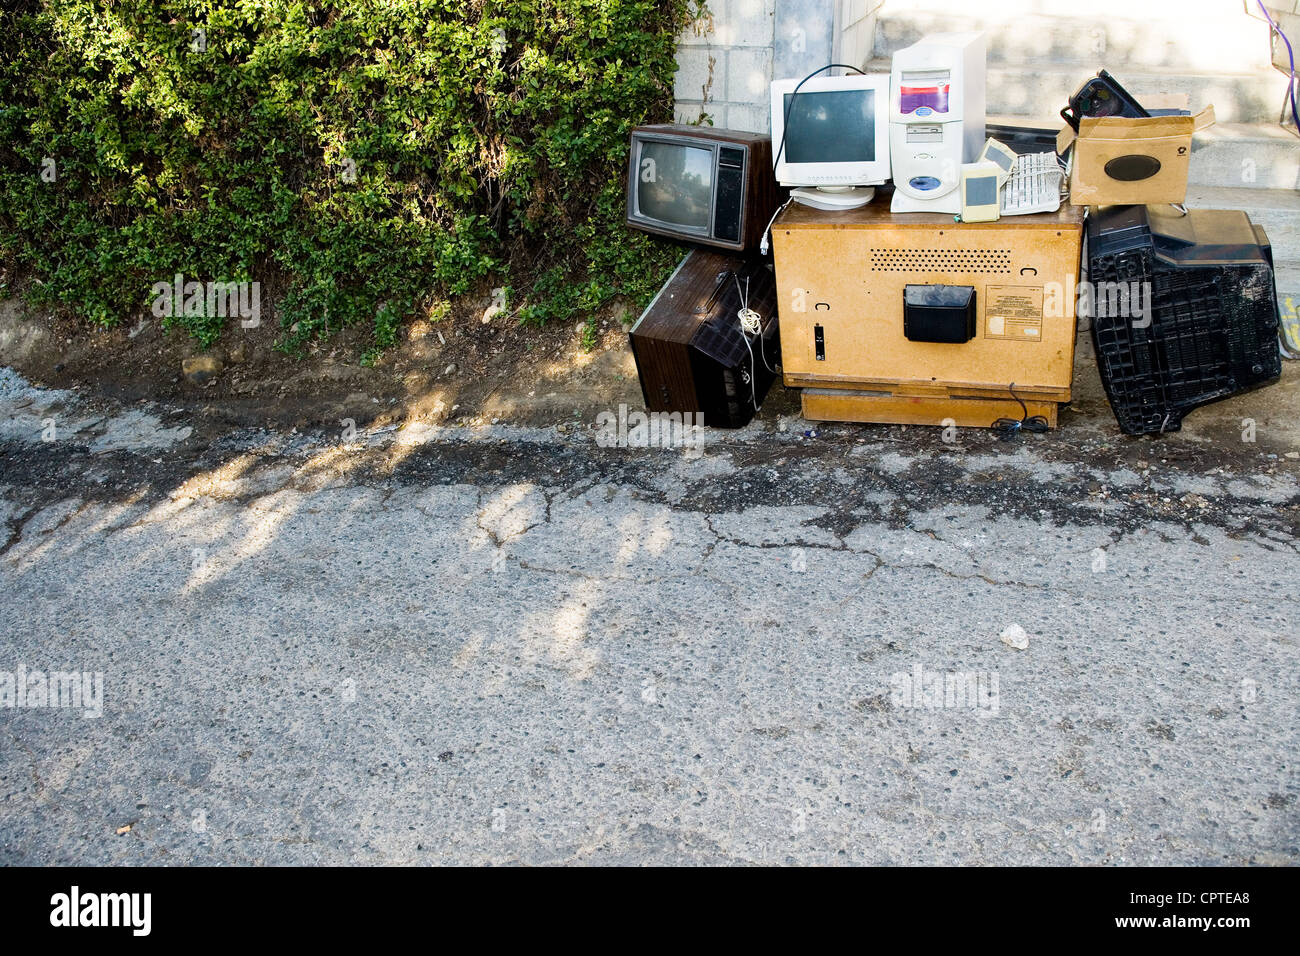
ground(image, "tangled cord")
xmin=731 ymin=274 xmax=761 ymax=413
xmin=732 ymin=273 xmax=780 ymax=395
xmin=992 ymin=383 xmax=1050 ymax=439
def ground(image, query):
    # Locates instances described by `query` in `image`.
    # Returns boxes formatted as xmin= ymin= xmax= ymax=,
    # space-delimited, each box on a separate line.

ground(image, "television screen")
xmin=783 ymin=90 xmax=876 ymax=163
xmin=637 ymin=142 xmax=713 ymax=229
xmin=965 ymin=175 xmax=996 ymax=206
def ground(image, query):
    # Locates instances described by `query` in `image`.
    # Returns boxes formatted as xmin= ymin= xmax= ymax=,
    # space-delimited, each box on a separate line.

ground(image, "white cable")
xmin=740 ymin=326 xmax=759 ymax=413
xmin=732 ymin=275 xmax=781 ymax=394
xmin=733 ymin=275 xmax=760 ymax=413
xmin=757 ymin=325 xmax=779 ymax=375
xmin=759 ymin=196 xmax=793 ymax=256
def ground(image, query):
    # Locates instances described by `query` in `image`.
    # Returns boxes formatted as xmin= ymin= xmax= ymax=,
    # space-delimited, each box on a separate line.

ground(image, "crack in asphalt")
xmin=2 ymin=378 xmax=1298 ymax=599
xmin=0 ymin=505 xmax=40 ymax=558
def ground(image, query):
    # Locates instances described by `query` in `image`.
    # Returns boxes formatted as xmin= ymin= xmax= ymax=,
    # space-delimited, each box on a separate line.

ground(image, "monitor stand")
xmin=790 ymin=185 xmax=875 ymax=211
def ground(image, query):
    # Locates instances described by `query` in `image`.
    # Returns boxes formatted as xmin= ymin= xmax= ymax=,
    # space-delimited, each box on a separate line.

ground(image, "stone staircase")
xmin=868 ymin=0 xmax=1300 ymax=313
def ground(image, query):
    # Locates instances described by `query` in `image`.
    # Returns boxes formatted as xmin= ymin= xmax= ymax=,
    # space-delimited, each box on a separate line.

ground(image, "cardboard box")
xmin=1057 ymin=97 xmax=1215 ymax=206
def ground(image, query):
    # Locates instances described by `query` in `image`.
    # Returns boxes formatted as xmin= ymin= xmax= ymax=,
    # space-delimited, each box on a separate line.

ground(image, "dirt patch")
xmin=0 ymin=286 xmax=686 ymax=432
xmin=0 ymin=284 xmax=1294 ymax=476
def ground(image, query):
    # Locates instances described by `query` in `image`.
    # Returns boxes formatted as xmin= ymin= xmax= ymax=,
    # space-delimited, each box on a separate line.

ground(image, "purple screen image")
xmin=899 ymin=85 xmax=949 ymax=115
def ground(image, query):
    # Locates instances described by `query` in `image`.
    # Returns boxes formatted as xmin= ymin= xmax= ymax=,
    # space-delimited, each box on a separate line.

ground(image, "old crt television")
xmin=628 ymin=249 xmax=780 ymax=428
xmin=1088 ymin=204 xmax=1282 ymax=435
xmin=769 ymin=74 xmax=892 ymax=190
xmin=626 ymin=124 xmax=777 ymax=253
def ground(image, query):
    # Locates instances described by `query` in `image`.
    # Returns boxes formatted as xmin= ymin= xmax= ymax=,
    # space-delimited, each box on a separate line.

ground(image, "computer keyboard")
xmin=1000 ymin=151 xmax=1064 ymax=216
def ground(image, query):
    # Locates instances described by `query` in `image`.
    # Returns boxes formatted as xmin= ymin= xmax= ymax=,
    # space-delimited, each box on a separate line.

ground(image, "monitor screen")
xmin=965 ymin=175 xmax=997 ymax=206
xmin=782 ymin=90 xmax=876 ymax=164
xmin=636 ymin=142 xmax=713 ymax=229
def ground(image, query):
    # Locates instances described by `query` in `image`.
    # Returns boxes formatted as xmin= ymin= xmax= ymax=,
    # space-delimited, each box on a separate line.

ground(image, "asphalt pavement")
xmin=0 ymin=367 xmax=1297 ymax=864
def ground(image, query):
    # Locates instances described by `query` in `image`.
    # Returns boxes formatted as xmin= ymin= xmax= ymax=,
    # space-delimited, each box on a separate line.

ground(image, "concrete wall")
xmin=773 ymin=0 xmax=834 ymax=85
xmin=674 ymin=0 xmax=884 ymax=134
xmin=840 ymin=0 xmax=884 ymax=72
xmin=674 ymin=0 xmax=777 ymax=132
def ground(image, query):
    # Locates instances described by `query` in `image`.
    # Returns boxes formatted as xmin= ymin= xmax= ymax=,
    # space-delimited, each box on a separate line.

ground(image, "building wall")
xmin=840 ymin=0 xmax=883 ymax=73
xmin=674 ymin=0 xmax=776 ymax=132
xmin=674 ymin=0 xmax=884 ymax=134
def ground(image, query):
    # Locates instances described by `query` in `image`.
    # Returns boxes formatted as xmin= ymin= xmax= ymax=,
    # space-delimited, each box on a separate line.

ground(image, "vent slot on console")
xmin=870 ymin=248 xmax=1012 ymax=274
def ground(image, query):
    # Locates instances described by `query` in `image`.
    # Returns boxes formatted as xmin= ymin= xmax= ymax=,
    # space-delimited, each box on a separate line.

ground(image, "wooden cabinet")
xmin=771 ymin=190 xmax=1085 ymax=427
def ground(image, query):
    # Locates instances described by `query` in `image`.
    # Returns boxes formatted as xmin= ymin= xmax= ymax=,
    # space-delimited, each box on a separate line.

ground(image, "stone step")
xmin=874 ymin=0 xmax=1270 ymax=19
xmin=1275 ymin=264 xmax=1300 ymax=315
xmin=865 ymin=56 xmax=1290 ymax=124
xmin=873 ymin=11 xmax=1272 ymax=73
xmin=1188 ymin=121 xmax=1300 ymax=190
xmin=1182 ymin=185 xmax=1300 ymax=258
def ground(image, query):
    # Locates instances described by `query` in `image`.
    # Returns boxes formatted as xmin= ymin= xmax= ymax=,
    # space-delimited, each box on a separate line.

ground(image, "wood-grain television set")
xmin=625 ymin=124 xmax=776 ymax=253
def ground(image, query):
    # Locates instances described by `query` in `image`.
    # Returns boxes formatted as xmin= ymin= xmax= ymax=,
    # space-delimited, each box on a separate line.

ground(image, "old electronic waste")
xmin=770 ymin=188 xmax=1085 ymax=428
xmin=1088 ymin=204 xmax=1282 ymax=435
xmin=1057 ymin=93 xmax=1215 ymax=206
xmin=628 ymin=248 xmax=781 ymax=429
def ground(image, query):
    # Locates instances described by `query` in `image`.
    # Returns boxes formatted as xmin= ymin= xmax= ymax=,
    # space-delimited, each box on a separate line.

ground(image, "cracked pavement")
xmin=0 ymin=367 xmax=1298 ymax=865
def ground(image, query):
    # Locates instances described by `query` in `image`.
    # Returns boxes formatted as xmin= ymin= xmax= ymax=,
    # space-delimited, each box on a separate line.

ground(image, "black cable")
xmin=992 ymin=382 xmax=1050 ymax=439
xmin=773 ymin=63 xmax=868 ymax=172
xmin=761 ymin=63 xmax=868 ymax=252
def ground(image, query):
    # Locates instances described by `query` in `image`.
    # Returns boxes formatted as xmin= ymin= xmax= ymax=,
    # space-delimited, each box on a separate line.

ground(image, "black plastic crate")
xmin=1087 ymin=205 xmax=1281 ymax=435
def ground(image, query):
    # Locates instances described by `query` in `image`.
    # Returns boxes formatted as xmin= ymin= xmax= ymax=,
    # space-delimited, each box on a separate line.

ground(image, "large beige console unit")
xmin=771 ymin=190 xmax=1086 ymax=427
